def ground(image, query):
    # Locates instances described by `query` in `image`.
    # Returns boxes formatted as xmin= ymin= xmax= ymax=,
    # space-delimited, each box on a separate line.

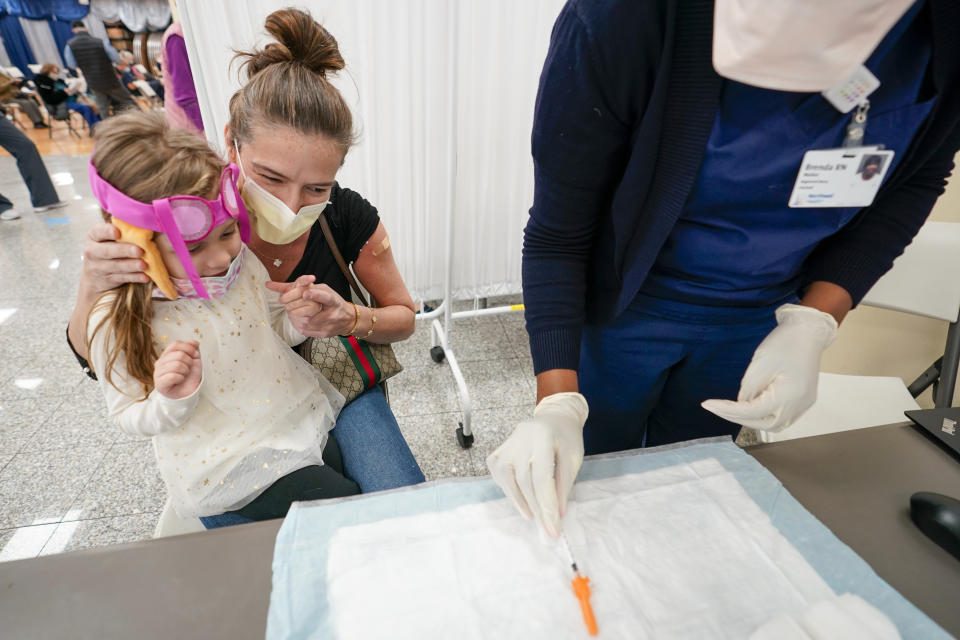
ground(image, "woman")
xmin=487 ymin=0 xmax=960 ymax=538
xmin=33 ymin=63 xmax=100 ymax=130
xmin=66 ymin=9 xmax=425 ymax=524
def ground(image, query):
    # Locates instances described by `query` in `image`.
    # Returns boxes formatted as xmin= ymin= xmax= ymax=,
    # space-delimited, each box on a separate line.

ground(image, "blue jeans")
xmin=68 ymin=103 xmax=100 ymax=129
xmin=200 ymin=386 xmax=423 ymax=529
xmin=0 ymin=116 xmax=59 ymax=210
xmin=333 ymin=385 xmax=425 ymax=492
xmin=200 ymin=510 xmax=253 ymax=528
xmin=579 ymin=294 xmax=781 ymax=454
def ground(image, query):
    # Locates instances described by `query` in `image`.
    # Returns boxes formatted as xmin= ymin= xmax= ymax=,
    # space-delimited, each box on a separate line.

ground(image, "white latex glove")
xmin=701 ymin=304 xmax=838 ymax=433
xmin=486 ymin=392 xmax=589 ymax=538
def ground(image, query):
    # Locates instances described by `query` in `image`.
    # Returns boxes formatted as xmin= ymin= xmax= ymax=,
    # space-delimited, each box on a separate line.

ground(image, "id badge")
xmin=821 ymin=66 xmax=880 ymax=114
xmin=788 ymin=147 xmax=894 ymax=208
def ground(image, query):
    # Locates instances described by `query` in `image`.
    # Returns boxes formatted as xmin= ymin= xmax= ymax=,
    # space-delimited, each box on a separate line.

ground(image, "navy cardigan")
xmin=523 ymin=0 xmax=960 ymax=374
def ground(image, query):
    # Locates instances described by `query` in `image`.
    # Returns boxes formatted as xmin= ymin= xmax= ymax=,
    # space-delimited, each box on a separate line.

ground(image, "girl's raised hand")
xmin=154 ymin=340 xmax=202 ymax=399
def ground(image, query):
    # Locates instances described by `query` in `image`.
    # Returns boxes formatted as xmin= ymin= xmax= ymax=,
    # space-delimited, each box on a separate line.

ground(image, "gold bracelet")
xmin=363 ymin=308 xmax=377 ymax=339
xmin=340 ymin=302 xmax=359 ymax=337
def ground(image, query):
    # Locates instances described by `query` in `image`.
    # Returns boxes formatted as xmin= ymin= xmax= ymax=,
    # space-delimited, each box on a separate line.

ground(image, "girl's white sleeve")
xmin=267 ymin=287 xmax=307 ymax=346
xmin=87 ymin=302 xmax=199 ymax=437
xmin=248 ymin=249 xmax=307 ymax=347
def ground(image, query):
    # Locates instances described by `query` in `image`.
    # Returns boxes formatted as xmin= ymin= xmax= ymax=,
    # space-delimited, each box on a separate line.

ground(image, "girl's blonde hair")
xmin=86 ymin=111 xmax=224 ymax=399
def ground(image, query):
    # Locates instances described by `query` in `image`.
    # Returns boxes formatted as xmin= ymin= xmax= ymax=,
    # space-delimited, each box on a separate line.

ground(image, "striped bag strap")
xmin=317 ymin=212 xmax=372 ymax=307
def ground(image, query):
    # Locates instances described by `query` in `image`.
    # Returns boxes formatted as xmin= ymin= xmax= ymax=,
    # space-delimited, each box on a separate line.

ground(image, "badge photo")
xmin=788 ymin=147 xmax=894 ymax=208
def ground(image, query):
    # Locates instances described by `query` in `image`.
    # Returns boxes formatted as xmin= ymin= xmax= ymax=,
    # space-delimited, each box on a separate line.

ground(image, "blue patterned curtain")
xmin=0 ymin=13 xmax=35 ymax=76
xmin=0 ymin=1 xmax=89 ymax=21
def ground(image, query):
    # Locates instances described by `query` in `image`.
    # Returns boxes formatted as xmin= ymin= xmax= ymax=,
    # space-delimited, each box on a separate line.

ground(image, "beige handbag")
xmin=296 ymin=213 xmax=402 ymax=403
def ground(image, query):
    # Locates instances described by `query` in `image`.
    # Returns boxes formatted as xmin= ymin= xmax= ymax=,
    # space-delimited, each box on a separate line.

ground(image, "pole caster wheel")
xmin=430 ymin=346 xmax=446 ymax=363
xmin=456 ymin=423 xmax=473 ymax=449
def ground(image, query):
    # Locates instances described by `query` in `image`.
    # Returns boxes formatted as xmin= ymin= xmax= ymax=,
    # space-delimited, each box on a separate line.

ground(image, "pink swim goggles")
xmin=88 ymin=161 xmax=251 ymax=299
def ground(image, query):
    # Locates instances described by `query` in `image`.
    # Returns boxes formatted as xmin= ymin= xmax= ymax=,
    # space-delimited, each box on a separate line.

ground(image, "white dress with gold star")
xmin=88 ymin=246 xmax=345 ymax=517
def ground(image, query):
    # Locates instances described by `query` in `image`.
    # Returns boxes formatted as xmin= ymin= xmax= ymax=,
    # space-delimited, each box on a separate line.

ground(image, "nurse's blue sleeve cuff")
xmin=528 ymin=327 xmax=582 ymax=375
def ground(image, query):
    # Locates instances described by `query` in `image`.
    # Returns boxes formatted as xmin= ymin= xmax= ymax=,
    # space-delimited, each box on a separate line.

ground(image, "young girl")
xmin=86 ymin=111 xmax=358 ymax=527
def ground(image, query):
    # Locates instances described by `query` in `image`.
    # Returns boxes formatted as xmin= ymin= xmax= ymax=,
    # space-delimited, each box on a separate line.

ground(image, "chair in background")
xmin=36 ymin=95 xmax=86 ymax=139
xmin=759 ymin=220 xmax=960 ymax=443
xmin=861 ymin=220 xmax=960 ymax=407
xmin=46 ymin=106 xmax=86 ymax=139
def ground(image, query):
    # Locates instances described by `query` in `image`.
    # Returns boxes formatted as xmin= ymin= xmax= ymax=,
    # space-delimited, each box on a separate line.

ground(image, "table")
xmin=1 ymin=423 xmax=957 ymax=639
xmin=747 ymin=422 xmax=960 ymax=635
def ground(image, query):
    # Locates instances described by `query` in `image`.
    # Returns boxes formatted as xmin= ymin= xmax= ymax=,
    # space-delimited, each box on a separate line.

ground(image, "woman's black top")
xmin=288 ymin=183 xmax=380 ymax=301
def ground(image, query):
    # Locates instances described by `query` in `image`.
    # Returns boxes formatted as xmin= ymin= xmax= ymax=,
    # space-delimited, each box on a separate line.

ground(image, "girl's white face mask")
xmin=234 ymin=141 xmax=330 ymax=245
xmin=712 ymin=0 xmax=916 ymax=92
xmin=153 ymin=245 xmax=246 ymax=300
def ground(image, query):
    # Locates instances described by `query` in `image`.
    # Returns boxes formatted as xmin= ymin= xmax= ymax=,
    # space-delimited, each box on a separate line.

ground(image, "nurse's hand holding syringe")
xmin=486 ymin=391 xmax=589 ymax=538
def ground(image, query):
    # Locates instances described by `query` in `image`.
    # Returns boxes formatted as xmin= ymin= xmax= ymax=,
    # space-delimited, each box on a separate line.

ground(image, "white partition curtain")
xmin=179 ymin=0 xmax=564 ymax=302
xmin=91 ymin=0 xmax=171 ymax=32
xmin=18 ymin=16 xmax=63 ymax=67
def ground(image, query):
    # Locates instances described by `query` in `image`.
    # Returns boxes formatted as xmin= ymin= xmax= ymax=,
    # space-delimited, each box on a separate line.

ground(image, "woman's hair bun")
xmin=237 ymin=7 xmax=344 ymax=79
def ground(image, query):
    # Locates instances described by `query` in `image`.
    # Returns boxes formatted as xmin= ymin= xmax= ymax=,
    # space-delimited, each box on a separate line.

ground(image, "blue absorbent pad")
xmin=265 ymin=437 xmax=948 ymax=639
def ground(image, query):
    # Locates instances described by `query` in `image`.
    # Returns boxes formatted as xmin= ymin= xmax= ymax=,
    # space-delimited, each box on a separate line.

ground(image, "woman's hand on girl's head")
xmin=154 ymin=340 xmax=202 ymax=400
xmin=82 ymin=222 xmax=150 ymax=293
xmin=266 ymin=276 xmax=354 ymax=338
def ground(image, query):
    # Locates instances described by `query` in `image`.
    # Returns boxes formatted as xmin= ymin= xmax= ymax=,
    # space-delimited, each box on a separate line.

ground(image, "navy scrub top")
xmin=640 ymin=1 xmax=936 ymax=308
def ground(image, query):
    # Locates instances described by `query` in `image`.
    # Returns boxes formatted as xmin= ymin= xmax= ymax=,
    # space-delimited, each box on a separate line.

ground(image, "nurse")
xmin=487 ymin=0 xmax=960 ymax=536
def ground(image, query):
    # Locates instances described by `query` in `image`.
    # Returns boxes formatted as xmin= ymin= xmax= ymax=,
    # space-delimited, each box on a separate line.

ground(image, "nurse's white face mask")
xmin=712 ymin=0 xmax=917 ymax=92
xmin=234 ymin=141 xmax=330 ymax=245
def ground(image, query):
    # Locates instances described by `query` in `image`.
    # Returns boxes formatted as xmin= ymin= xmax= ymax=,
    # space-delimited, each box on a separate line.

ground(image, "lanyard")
xmin=842 ymin=100 xmax=871 ymax=148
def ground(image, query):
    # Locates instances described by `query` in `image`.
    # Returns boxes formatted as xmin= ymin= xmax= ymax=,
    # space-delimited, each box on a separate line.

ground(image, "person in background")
xmin=115 ymin=59 xmax=146 ymax=99
xmin=117 ymin=51 xmax=165 ymax=102
xmin=64 ymin=20 xmax=135 ymax=117
xmin=0 ymin=74 xmax=68 ymax=221
xmin=160 ymin=20 xmax=203 ymax=134
xmin=33 ymin=63 xmax=101 ymax=130
xmin=0 ymin=70 xmax=47 ymax=129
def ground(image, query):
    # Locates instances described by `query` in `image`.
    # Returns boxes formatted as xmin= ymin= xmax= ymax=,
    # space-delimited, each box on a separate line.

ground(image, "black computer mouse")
xmin=910 ymin=492 xmax=960 ymax=561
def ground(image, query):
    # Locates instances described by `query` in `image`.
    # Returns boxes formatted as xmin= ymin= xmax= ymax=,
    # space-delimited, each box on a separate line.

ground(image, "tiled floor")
xmin=0 ymin=153 xmax=540 ymax=561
